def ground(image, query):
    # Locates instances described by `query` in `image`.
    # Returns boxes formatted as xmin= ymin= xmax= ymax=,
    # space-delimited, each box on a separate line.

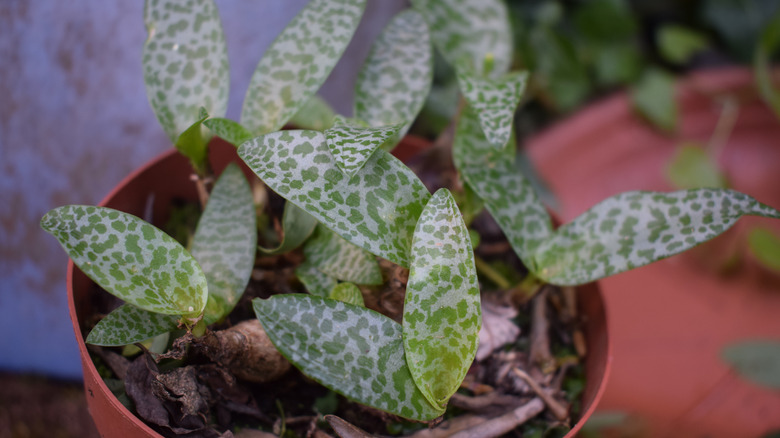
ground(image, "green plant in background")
xmin=42 ymin=0 xmax=780 ymax=430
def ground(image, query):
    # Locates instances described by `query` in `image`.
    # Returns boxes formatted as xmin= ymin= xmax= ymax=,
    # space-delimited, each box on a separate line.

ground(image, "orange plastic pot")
xmin=527 ymin=67 xmax=780 ymax=437
xmin=68 ymin=138 xmax=610 ymax=437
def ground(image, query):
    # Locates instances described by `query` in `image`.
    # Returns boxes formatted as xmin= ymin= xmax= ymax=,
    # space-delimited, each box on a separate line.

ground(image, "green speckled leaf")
xmin=354 ymin=9 xmax=432 ymax=144
xmin=41 ymin=206 xmax=207 ymax=317
xmin=190 ymin=164 xmax=257 ymax=324
xmin=239 ymin=130 xmax=431 ymax=268
xmin=86 ymin=304 xmax=179 ymax=346
xmin=325 ymin=117 xmax=403 ymax=178
xmin=453 ymin=106 xmax=553 ymax=267
xmin=240 ymin=0 xmax=366 ymax=135
xmin=410 ymin=0 xmax=512 ymax=78
xmin=304 ymin=225 xmax=382 ymax=285
xmin=259 ymin=202 xmax=318 ymax=255
xmin=203 ymin=117 xmax=253 ymax=147
xmin=296 ymin=259 xmax=337 ymax=297
xmin=290 ymin=95 xmax=336 ymax=131
xmin=404 ymin=189 xmax=480 ymax=410
xmin=143 ymin=0 xmax=229 ymax=143
xmin=253 ymin=294 xmax=443 ymax=421
xmin=329 ymin=282 xmax=365 ymax=307
xmin=532 ymin=189 xmax=780 ymax=286
xmin=456 ymin=70 xmax=528 ymax=148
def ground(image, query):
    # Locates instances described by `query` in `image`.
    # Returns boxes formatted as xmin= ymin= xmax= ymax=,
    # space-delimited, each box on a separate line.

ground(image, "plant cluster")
xmin=42 ymin=0 xmax=780 ymax=430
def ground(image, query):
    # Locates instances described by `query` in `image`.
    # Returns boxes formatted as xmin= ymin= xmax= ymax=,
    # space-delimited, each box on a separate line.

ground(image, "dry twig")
xmin=512 ymin=368 xmax=569 ymax=421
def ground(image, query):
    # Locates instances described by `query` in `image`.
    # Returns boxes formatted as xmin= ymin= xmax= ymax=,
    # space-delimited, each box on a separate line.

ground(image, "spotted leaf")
xmin=259 ymin=202 xmax=318 ymax=255
xmin=354 ymin=9 xmax=432 ymax=145
xmin=190 ymin=164 xmax=256 ymax=324
xmin=253 ymin=294 xmax=443 ymax=421
xmin=403 ymin=189 xmax=480 ymax=411
xmin=143 ymin=0 xmax=229 ymax=143
xmin=239 ymin=130 xmax=431 ymax=268
xmin=453 ymin=106 xmax=553 ymax=267
xmin=329 ymin=282 xmax=365 ymax=307
xmin=240 ymin=0 xmax=366 ymax=135
xmin=203 ymin=117 xmax=253 ymax=147
xmin=41 ymin=206 xmax=207 ymax=317
xmin=410 ymin=0 xmax=512 ymax=78
xmin=325 ymin=117 xmax=403 ymax=178
xmin=86 ymin=304 xmax=179 ymax=346
xmin=296 ymin=259 xmax=337 ymax=297
xmin=532 ymin=189 xmax=780 ymax=286
xmin=456 ymin=70 xmax=528 ymax=148
xmin=304 ymin=225 xmax=382 ymax=285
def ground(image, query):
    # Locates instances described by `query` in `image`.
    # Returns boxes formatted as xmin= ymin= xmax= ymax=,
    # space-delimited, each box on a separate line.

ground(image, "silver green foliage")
xmin=253 ymin=295 xmax=443 ymax=421
xmin=240 ymin=0 xmax=366 ymax=135
xmin=143 ymin=0 xmax=229 ymax=142
xmin=325 ymin=117 xmax=403 ymax=178
xmin=304 ymin=225 xmax=382 ymax=285
xmin=296 ymin=259 xmax=337 ymax=297
xmin=329 ymin=282 xmax=365 ymax=307
xmin=41 ymin=206 xmax=207 ymax=317
xmin=410 ymin=0 xmax=512 ymax=78
xmin=532 ymin=189 xmax=780 ymax=285
xmin=203 ymin=117 xmax=253 ymax=147
xmin=453 ymin=106 xmax=553 ymax=266
xmin=404 ymin=189 xmax=480 ymax=410
xmin=258 ymin=202 xmax=318 ymax=255
xmin=354 ymin=9 xmax=433 ymax=144
xmin=456 ymin=70 xmax=528 ymax=148
xmin=86 ymin=304 xmax=179 ymax=346
xmin=239 ymin=130 xmax=431 ymax=268
xmin=190 ymin=164 xmax=257 ymax=324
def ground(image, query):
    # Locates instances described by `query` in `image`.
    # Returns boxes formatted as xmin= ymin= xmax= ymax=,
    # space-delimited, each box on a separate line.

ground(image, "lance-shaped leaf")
xmin=410 ymin=0 xmax=512 ymax=78
xmin=239 ymin=130 xmax=431 ymax=268
xmin=190 ymin=164 xmax=257 ymax=324
xmin=41 ymin=206 xmax=207 ymax=317
xmin=240 ymin=0 xmax=366 ymax=135
xmin=329 ymin=282 xmax=365 ymax=307
xmin=325 ymin=118 xmax=403 ymax=178
xmin=304 ymin=225 xmax=382 ymax=285
xmin=453 ymin=106 xmax=553 ymax=266
xmin=253 ymin=294 xmax=443 ymax=421
xmin=403 ymin=189 xmax=481 ymax=411
xmin=532 ymin=189 xmax=780 ymax=286
xmin=143 ymin=0 xmax=229 ymax=142
xmin=86 ymin=304 xmax=180 ymax=346
xmin=354 ymin=9 xmax=433 ymax=144
xmin=203 ymin=117 xmax=253 ymax=147
xmin=456 ymin=70 xmax=528 ymax=148
xmin=259 ymin=202 xmax=318 ymax=255
xmin=296 ymin=259 xmax=337 ymax=297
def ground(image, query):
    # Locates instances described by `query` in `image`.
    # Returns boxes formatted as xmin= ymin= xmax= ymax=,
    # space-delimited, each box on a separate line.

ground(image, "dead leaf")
xmin=476 ymin=299 xmax=520 ymax=361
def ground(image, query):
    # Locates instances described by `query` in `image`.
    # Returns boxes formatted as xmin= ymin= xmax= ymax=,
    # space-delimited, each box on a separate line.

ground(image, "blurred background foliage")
xmin=412 ymin=0 xmax=780 ymax=139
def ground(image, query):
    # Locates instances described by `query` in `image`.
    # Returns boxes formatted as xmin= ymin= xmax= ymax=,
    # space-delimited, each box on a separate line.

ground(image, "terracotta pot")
xmin=527 ymin=67 xmax=780 ymax=437
xmin=68 ymin=138 xmax=611 ymax=437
